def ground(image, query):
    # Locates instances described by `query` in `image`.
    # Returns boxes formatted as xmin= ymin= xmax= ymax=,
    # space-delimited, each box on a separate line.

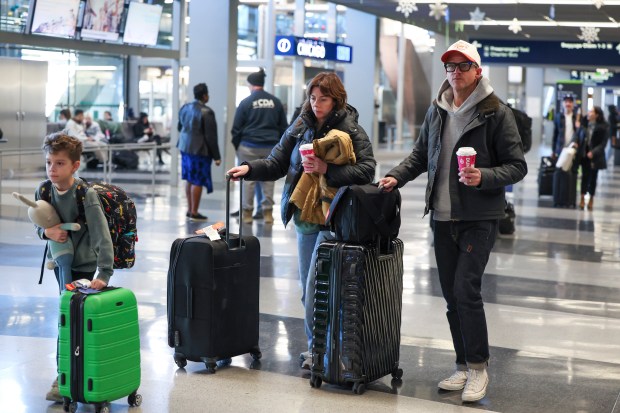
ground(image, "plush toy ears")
xmin=12 ymin=192 xmax=37 ymax=208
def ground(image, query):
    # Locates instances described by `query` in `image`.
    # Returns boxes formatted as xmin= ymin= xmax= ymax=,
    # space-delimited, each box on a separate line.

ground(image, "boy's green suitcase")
xmin=58 ymin=288 xmax=142 ymax=413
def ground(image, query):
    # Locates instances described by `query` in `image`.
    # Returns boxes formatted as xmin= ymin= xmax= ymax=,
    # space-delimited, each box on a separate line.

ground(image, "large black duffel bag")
xmin=325 ymin=183 xmax=401 ymax=244
xmin=112 ymin=150 xmax=139 ymax=170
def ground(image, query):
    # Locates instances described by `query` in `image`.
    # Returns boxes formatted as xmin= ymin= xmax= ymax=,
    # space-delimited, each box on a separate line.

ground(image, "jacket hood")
xmin=436 ymin=77 xmax=494 ymax=113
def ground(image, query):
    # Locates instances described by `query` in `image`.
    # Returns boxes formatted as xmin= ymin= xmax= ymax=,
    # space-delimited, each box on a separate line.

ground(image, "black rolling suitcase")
xmin=310 ymin=239 xmax=404 ymax=394
xmin=538 ymin=156 xmax=555 ymax=196
xmin=167 ymin=177 xmax=261 ymax=372
xmin=552 ymin=169 xmax=577 ymax=208
xmin=498 ymin=200 xmax=516 ymax=235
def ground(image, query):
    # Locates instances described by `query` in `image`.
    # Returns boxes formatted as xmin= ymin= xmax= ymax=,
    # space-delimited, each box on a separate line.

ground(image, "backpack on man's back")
xmin=510 ymin=107 xmax=533 ymax=153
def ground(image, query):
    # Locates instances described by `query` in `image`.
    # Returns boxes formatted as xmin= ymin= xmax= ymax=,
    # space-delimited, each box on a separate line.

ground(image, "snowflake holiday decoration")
xmin=508 ymin=18 xmax=522 ymax=34
xmin=396 ymin=1 xmax=418 ymax=18
xmin=429 ymin=2 xmax=448 ymax=21
xmin=592 ymin=0 xmax=604 ymax=9
xmin=578 ymin=26 xmax=600 ymax=43
xmin=469 ymin=7 xmax=485 ymax=30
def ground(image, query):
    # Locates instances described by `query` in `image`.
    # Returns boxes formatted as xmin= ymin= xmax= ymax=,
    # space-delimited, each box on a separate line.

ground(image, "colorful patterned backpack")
xmin=38 ymin=178 xmax=137 ymax=269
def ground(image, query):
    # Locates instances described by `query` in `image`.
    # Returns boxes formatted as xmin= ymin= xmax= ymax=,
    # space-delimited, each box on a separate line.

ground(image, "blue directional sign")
xmin=275 ymin=36 xmax=353 ymax=63
xmin=470 ymin=39 xmax=620 ymax=66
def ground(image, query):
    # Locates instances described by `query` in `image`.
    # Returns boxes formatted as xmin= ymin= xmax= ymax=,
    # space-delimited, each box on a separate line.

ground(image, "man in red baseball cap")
xmin=378 ymin=39 xmax=527 ymax=402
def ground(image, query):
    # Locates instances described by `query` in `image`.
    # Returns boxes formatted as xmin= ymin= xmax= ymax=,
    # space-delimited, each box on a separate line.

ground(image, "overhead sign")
xmin=275 ymin=36 xmax=353 ymax=63
xmin=470 ymin=39 xmax=620 ymax=66
xmin=570 ymin=69 xmax=620 ymax=87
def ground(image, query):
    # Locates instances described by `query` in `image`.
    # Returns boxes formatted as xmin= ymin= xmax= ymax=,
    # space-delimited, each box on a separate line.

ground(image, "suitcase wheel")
xmin=128 ymin=392 xmax=143 ymax=407
xmin=64 ymin=401 xmax=77 ymax=413
xmin=250 ymin=347 xmax=262 ymax=360
xmin=353 ymin=381 xmax=366 ymax=395
xmin=205 ymin=362 xmax=217 ymax=374
xmin=310 ymin=374 xmax=322 ymax=389
xmin=173 ymin=354 xmax=187 ymax=369
xmin=96 ymin=403 xmax=110 ymax=413
xmin=391 ymin=367 xmax=404 ymax=380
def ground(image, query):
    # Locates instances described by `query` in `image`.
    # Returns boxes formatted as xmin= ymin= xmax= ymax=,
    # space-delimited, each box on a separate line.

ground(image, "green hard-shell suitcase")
xmin=58 ymin=288 xmax=142 ymax=413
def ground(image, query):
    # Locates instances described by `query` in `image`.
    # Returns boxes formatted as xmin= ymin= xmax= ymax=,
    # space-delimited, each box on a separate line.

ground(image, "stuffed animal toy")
xmin=12 ymin=192 xmax=80 ymax=292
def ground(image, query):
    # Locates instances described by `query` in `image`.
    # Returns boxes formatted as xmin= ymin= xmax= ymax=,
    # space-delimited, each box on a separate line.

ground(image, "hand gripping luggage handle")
xmin=225 ymin=174 xmax=243 ymax=248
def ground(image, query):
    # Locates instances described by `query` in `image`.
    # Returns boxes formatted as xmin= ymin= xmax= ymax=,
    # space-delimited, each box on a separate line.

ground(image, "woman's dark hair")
xmin=300 ymin=72 xmax=347 ymax=118
xmin=194 ymin=83 xmax=209 ymax=100
xmin=59 ymin=108 xmax=72 ymax=120
xmin=138 ymin=112 xmax=149 ymax=123
xmin=592 ymin=106 xmax=606 ymax=124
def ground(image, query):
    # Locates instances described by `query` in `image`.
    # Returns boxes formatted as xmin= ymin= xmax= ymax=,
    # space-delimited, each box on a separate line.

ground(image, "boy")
xmin=35 ymin=133 xmax=114 ymax=402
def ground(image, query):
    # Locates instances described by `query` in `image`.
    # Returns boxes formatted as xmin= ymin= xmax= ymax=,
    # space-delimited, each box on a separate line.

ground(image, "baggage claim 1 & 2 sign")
xmin=275 ymin=36 xmax=353 ymax=63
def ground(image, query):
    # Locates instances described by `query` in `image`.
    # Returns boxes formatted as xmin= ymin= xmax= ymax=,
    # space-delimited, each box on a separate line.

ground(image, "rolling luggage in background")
xmin=58 ymin=288 xmax=142 ymax=413
xmin=552 ymin=169 xmax=577 ymax=208
xmin=167 ymin=176 xmax=261 ymax=372
xmin=310 ymin=239 xmax=404 ymax=394
xmin=538 ymin=156 xmax=555 ymax=197
xmin=498 ymin=200 xmax=516 ymax=235
xmin=112 ymin=150 xmax=139 ymax=170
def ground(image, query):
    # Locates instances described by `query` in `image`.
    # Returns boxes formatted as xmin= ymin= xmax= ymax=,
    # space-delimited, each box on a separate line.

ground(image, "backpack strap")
xmin=37 ymin=180 xmax=53 ymax=203
xmin=75 ymin=177 xmax=89 ymax=225
xmin=38 ymin=243 xmax=48 ymax=285
xmin=37 ymin=181 xmax=54 ymax=285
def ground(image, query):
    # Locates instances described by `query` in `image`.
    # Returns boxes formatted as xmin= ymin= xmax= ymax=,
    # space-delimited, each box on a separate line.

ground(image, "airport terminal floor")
xmin=1 ymin=142 xmax=619 ymax=413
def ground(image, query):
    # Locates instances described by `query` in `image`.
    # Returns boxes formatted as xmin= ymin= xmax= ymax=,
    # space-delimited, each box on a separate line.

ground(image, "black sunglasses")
xmin=444 ymin=62 xmax=477 ymax=72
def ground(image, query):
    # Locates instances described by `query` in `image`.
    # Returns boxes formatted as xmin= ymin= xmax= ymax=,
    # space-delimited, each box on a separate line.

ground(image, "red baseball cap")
xmin=441 ymin=40 xmax=481 ymax=66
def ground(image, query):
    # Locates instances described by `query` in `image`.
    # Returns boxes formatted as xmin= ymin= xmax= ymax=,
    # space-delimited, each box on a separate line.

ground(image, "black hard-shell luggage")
xmin=552 ymin=169 xmax=577 ymax=208
xmin=167 ymin=177 xmax=261 ymax=372
xmin=538 ymin=156 xmax=555 ymax=197
xmin=310 ymin=239 xmax=404 ymax=394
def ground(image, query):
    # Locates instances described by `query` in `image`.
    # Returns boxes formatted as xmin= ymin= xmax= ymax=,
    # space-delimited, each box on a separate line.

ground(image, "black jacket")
xmin=387 ymin=93 xmax=527 ymax=221
xmin=177 ymin=100 xmax=221 ymax=160
xmin=231 ymin=89 xmax=289 ymax=149
xmin=245 ymin=104 xmax=376 ymax=226
xmin=571 ymin=121 xmax=608 ymax=170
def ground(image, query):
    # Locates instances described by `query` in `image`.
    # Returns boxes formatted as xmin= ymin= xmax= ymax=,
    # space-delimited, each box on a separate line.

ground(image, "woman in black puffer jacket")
xmin=571 ymin=106 xmax=609 ymax=210
xmin=228 ymin=72 xmax=376 ymax=368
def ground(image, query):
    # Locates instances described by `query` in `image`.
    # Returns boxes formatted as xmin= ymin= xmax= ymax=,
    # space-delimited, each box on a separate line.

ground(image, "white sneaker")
xmin=299 ymin=351 xmax=311 ymax=362
xmin=438 ymin=369 xmax=468 ymax=390
xmin=462 ymin=368 xmax=489 ymax=402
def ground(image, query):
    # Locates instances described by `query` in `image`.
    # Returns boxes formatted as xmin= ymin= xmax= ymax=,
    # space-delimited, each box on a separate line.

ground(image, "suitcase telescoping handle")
xmin=225 ymin=174 xmax=243 ymax=248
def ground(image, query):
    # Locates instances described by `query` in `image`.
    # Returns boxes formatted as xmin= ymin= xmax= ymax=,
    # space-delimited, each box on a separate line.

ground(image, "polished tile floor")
xmin=1 ymin=143 xmax=619 ymax=413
